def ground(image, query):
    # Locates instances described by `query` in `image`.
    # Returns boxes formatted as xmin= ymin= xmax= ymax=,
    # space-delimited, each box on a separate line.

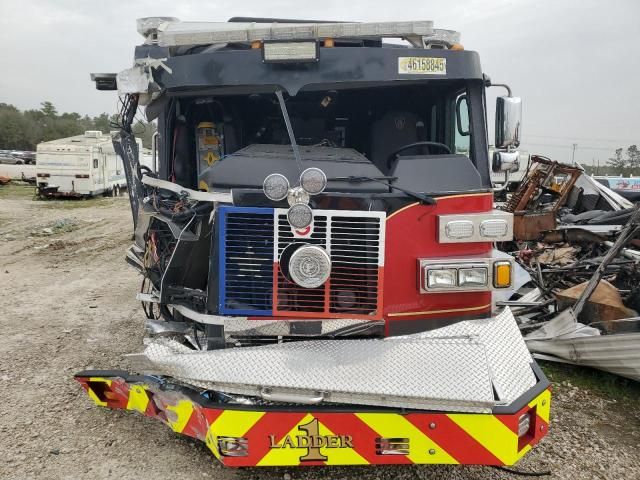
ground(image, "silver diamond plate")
xmin=137 ymin=308 xmax=534 ymax=412
xmin=401 ymin=307 xmax=535 ymax=402
xmin=142 ymin=336 xmax=495 ymax=412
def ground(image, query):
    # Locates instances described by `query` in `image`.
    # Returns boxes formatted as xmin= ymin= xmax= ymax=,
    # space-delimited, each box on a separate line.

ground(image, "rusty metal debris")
xmin=505 ymin=156 xmax=582 ymax=241
xmin=501 ymin=161 xmax=640 ymax=381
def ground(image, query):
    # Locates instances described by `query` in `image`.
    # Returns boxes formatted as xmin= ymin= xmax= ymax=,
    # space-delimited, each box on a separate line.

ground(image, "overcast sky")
xmin=1 ymin=0 xmax=638 ymax=164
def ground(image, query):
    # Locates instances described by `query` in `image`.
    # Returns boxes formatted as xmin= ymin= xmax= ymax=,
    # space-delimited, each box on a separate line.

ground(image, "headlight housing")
xmin=458 ymin=267 xmax=488 ymax=287
xmin=287 ymin=245 xmax=331 ymax=288
xmin=427 ymin=269 xmax=457 ymax=289
xmin=418 ymin=256 xmax=513 ymax=293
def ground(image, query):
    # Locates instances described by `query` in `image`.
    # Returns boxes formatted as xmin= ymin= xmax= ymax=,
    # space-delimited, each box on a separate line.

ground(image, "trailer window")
xmin=93 ymin=159 xmax=98 ymax=168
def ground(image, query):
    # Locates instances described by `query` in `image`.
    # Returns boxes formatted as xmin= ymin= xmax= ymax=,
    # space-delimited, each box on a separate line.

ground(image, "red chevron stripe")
xmin=181 ymin=405 xmax=221 ymax=441
xmin=314 ymin=413 xmax=412 ymax=465
xmin=407 ymin=414 xmax=502 ymax=465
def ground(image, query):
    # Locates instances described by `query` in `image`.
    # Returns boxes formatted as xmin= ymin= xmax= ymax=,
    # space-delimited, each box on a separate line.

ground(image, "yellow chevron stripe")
xmin=126 ymin=384 xmax=150 ymax=414
xmin=356 ymin=413 xmax=457 ymax=464
xmin=86 ymin=377 xmax=111 ymax=407
xmin=257 ymin=415 xmax=369 ymax=466
xmin=258 ymin=414 xmax=314 ymax=466
xmin=205 ymin=410 xmax=266 ymax=460
xmin=165 ymin=399 xmax=194 ymax=433
xmin=448 ymin=414 xmax=517 ymax=465
xmin=531 ymin=389 xmax=551 ymax=423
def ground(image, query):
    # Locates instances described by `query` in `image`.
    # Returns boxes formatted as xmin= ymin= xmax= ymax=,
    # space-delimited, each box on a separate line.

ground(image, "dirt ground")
xmin=1 ymin=183 xmax=639 ymax=480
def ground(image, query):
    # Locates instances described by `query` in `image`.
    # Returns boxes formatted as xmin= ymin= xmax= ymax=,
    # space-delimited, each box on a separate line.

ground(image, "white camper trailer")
xmin=35 ymin=131 xmax=143 ymax=197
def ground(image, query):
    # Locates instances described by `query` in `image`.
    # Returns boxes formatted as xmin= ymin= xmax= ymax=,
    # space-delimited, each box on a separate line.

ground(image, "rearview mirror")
xmin=495 ymin=96 xmax=521 ymax=149
xmin=492 ymin=151 xmax=520 ymax=173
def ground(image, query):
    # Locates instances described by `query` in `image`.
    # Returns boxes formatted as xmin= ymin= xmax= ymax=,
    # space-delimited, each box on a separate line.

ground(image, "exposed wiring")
xmin=159 ymin=213 xmax=197 ymax=300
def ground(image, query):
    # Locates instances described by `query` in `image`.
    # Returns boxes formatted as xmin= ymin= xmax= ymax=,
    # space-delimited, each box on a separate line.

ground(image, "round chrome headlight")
xmin=263 ymin=173 xmax=289 ymax=201
xmin=300 ymin=167 xmax=327 ymax=195
xmin=288 ymin=245 xmax=331 ymax=288
xmin=287 ymin=203 xmax=313 ymax=229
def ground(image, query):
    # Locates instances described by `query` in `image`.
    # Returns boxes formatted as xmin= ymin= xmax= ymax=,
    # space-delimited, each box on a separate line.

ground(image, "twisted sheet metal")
xmin=138 ymin=308 xmax=534 ymax=412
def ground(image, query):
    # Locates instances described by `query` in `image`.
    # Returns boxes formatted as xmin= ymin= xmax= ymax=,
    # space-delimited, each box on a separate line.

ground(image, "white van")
xmin=35 ymin=131 xmax=143 ymax=197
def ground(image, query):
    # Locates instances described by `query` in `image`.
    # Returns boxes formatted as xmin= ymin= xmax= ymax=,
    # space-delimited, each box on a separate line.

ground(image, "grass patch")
xmin=541 ymin=360 xmax=640 ymax=403
xmin=0 ymin=182 xmax=37 ymax=199
xmin=40 ymin=196 xmax=112 ymax=210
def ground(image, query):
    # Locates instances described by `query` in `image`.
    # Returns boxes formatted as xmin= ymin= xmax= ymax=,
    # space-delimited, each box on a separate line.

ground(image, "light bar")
xmin=263 ymin=41 xmax=319 ymax=63
xmin=155 ymin=20 xmax=454 ymax=47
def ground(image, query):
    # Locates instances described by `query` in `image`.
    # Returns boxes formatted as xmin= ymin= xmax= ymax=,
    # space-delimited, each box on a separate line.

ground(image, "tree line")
xmin=605 ymin=145 xmax=640 ymax=176
xmin=0 ymin=102 xmax=155 ymax=151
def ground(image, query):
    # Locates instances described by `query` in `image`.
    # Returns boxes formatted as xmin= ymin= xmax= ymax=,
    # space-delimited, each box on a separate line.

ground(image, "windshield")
xmin=163 ymin=81 xmax=490 ymax=194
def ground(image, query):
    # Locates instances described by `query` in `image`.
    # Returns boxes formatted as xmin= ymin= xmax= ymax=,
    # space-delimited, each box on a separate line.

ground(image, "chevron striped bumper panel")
xmin=75 ymin=370 xmax=550 ymax=467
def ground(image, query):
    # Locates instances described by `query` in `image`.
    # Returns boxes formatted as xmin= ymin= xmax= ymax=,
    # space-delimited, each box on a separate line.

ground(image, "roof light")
xmin=156 ymin=20 xmax=461 ymax=48
xmin=263 ymin=41 xmax=319 ymax=63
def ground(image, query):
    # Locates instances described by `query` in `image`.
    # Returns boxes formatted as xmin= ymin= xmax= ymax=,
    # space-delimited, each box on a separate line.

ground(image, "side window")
xmin=93 ymin=158 xmax=99 ymax=169
xmin=454 ymin=94 xmax=470 ymax=156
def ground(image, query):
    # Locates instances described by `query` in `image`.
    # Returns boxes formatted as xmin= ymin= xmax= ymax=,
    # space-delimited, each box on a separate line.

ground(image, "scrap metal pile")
xmin=499 ymin=155 xmax=640 ymax=381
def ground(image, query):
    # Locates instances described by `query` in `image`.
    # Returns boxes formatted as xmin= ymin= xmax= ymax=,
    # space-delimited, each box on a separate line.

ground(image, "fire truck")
xmin=78 ymin=17 xmax=550 ymax=467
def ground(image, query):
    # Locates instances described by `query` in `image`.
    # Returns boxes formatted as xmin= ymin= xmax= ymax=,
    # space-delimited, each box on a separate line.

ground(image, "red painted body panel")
xmin=383 ymin=194 xmax=494 ymax=323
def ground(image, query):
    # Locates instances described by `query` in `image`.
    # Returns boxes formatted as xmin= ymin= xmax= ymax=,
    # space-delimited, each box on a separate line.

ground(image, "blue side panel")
xmin=218 ymin=206 xmax=274 ymax=316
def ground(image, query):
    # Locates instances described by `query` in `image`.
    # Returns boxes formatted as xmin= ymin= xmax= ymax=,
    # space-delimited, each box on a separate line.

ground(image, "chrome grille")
xmin=329 ymin=216 xmax=381 ymax=315
xmin=275 ymin=210 xmax=385 ymax=318
xmin=275 ymin=214 xmax=327 ymax=313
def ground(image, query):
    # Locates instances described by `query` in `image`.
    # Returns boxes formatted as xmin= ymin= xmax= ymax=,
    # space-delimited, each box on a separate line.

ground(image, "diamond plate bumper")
xmin=75 ymin=368 xmax=550 ymax=467
xmin=136 ymin=308 xmax=535 ymax=412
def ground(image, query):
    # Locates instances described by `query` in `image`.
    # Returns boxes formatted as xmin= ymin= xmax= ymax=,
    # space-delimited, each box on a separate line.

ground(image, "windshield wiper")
xmin=275 ymin=89 xmax=303 ymax=173
xmin=329 ymin=176 xmax=436 ymax=205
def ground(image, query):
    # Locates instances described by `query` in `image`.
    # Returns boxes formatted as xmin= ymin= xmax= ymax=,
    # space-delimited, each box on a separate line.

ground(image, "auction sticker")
xmin=398 ymin=57 xmax=446 ymax=75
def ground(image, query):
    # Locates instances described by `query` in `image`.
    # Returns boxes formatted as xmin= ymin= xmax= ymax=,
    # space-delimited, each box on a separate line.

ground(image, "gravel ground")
xmin=1 ymin=184 xmax=639 ymax=480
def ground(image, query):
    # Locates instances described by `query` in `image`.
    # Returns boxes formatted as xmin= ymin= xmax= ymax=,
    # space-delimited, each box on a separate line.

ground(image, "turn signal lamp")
xmin=493 ymin=261 xmax=512 ymax=289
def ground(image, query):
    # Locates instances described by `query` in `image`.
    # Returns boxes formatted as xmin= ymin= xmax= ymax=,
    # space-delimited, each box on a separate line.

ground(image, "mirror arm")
xmin=490 ymin=83 xmax=512 ymax=97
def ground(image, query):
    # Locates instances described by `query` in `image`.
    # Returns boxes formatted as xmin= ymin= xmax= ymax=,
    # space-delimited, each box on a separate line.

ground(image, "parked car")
xmin=9 ymin=151 xmax=36 ymax=164
xmin=0 ymin=154 xmax=25 ymax=164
